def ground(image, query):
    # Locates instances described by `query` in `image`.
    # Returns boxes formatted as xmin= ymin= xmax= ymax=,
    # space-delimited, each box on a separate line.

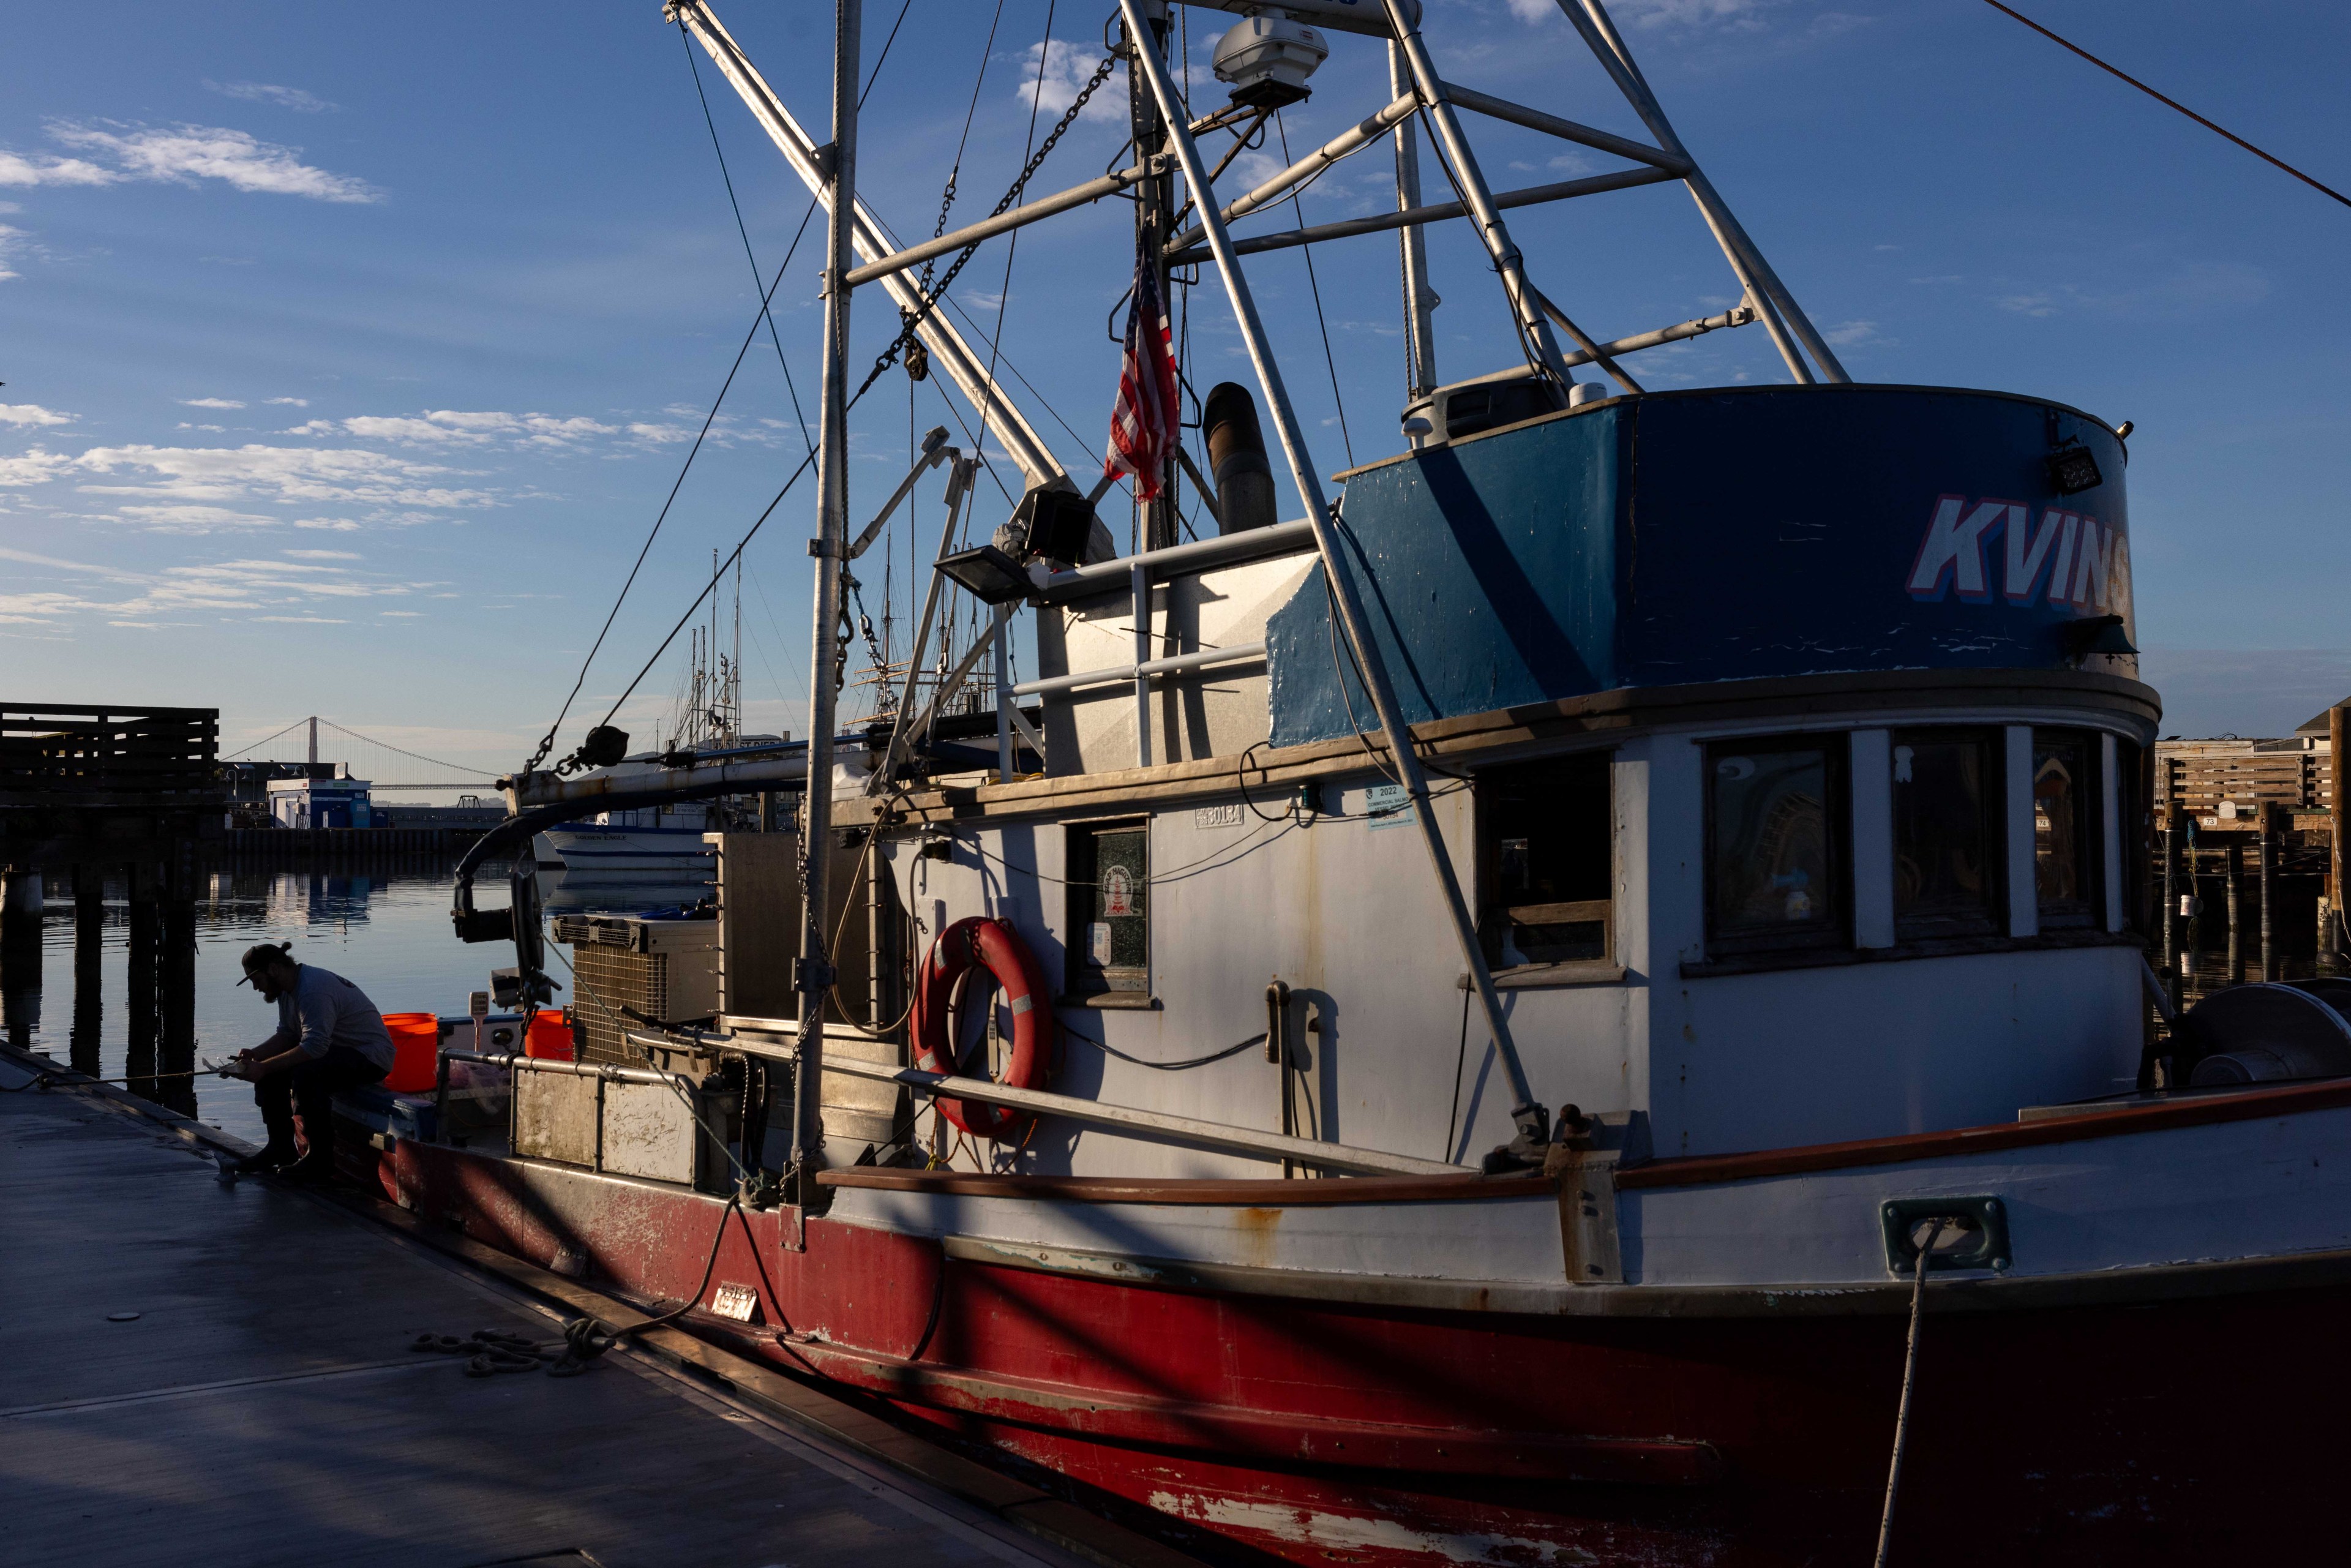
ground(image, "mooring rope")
xmin=1873 ymin=1220 xmax=1950 ymax=1567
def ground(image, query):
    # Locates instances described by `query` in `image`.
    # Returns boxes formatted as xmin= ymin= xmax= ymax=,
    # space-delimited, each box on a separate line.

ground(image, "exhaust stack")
xmin=1202 ymin=382 xmax=1277 ymax=535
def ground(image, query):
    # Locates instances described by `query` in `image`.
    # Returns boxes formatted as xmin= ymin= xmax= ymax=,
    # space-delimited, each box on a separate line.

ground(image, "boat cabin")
xmin=864 ymin=381 xmax=2150 ymax=1171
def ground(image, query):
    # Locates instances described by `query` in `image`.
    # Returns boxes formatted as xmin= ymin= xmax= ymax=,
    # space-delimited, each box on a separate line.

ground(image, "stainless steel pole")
xmin=1118 ymin=0 xmax=1547 ymax=1153
xmin=1553 ymin=0 xmax=1849 ymax=384
xmin=1380 ymin=0 xmax=1569 ymax=384
xmin=1389 ymin=42 xmax=1437 ymax=397
xmin=674 ymin=1 xmax=1065 ymax=490
xmin=792 ymin=0 xmax=860 ymax=1196
xmin=994 ymin=611 xmax=1014 ymax=784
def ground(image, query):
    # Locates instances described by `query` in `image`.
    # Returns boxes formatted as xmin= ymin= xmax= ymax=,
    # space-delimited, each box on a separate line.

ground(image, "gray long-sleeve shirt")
xmin=261 ymin=964 xmax=396 ymax=1073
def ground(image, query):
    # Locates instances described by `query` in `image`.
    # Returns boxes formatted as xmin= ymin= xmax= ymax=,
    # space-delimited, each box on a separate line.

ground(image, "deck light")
xmin=935 ymin=544 xmax=1037 ymax=606
xmin=2045 ymin=442 xmax=2103 ymax=496
xmin=2061 ymin=613 xmax=2137 ymax=664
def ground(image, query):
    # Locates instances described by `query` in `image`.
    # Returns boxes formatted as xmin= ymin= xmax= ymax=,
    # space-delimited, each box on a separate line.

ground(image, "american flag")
xmin=1104 ymin=242 xmax=1180 ymax=502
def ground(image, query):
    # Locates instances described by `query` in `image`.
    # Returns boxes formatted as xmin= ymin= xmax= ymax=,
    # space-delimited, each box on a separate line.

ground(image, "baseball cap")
xmin=238 ymin=941 xmax=295 ymax=987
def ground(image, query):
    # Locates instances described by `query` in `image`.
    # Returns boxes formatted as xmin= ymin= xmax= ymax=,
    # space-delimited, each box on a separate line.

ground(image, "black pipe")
xmin=1203 ymin=382 xmax=1276 ymax=535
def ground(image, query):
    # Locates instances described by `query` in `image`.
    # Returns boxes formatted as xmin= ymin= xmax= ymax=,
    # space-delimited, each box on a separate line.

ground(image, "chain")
xmin=857 ymin=50 xmax=1121 ymax=402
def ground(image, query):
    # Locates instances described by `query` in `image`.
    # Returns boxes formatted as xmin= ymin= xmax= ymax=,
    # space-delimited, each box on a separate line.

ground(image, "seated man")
xmin=227 ymin=942 xmax=394 ymax=1182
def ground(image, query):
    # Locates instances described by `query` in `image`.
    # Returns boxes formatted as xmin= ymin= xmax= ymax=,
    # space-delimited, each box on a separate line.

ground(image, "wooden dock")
xmin=2152 ymin=712 xmax=2349 ymax=1004
xmin=0 ymin=1048 xmax=1194 ymax=1568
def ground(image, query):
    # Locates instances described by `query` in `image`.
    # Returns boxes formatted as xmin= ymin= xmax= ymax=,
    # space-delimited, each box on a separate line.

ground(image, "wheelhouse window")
xmin=1065 ymin=819 xmax=1148 ymax=997
xmin=1478 ymin=752 xmax=1611 ymax=969
xmin=1892 ymin=729 xmax=2003 ymax=939
xmin=1707 ymin=737 xmax=1846 ymax=953
xmin=2033 ymin=729 xmax=2098 ymax=929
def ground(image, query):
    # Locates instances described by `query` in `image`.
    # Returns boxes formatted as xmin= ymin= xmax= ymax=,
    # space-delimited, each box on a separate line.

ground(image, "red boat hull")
xmin=373 ymin=1142 xmax=2343 ymax=1566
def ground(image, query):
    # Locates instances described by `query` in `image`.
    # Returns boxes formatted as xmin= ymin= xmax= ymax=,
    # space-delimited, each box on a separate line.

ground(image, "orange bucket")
xmin=525 ymin=1010 xmax=577 ymax=1062
xmin=380 ymin=1011 xmax=441 ymax=1093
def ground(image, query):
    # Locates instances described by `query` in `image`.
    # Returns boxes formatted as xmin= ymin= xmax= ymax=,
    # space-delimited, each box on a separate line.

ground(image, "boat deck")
xmin=0 ymin=1052 xmax=1098 ymax=1568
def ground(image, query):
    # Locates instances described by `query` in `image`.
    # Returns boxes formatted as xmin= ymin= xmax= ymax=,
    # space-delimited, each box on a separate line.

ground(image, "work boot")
xmin=230 ymin=1141 xmax=298 ymax=1177
xmin=273 ymin=1151 xmax=338 ymax=1187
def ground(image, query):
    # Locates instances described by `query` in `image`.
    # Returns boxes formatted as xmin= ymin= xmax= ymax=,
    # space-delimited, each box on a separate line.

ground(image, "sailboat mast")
xmin=792 ymin=0 xmax=860 ymax=1198
xmin=1125 ymin=0 xmax=1180 ymax=553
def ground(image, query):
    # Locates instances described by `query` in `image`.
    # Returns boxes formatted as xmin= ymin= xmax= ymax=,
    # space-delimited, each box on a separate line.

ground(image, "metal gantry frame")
xmin=672 ymin=0 xmax=1851 ymax=1169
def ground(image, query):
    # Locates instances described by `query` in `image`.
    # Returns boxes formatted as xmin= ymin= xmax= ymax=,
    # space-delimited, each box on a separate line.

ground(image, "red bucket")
xmin=525 ymin=1010 xmax=577 ymax=1062
xmin=379 ymin=1011 xmax=441 ymax=1093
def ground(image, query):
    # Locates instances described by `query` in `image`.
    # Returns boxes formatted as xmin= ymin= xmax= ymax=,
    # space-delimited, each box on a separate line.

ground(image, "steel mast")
xmin=1125 ymin=0 xmax=1182 ymax=553
xmin=789 ymin=0 xmax=861 ymax=1217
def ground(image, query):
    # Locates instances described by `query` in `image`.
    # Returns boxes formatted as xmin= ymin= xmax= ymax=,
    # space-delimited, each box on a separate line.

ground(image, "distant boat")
xmin=539 ymin=821 xmax=715 ymax=883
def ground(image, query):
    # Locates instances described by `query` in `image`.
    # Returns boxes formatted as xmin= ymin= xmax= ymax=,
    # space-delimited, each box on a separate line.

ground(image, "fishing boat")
xmin=355 ymin=2 xmax=2350 ymax=1561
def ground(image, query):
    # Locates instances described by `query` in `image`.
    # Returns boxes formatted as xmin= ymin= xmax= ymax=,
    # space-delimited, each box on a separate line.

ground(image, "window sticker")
xmin=1090 ymin=921 xmax=1112 ymax=968
xmin=1364 ymin=782 xmax=1415 ymax=829
xmin=1102 ymin=865 xmax=1136 ymax=917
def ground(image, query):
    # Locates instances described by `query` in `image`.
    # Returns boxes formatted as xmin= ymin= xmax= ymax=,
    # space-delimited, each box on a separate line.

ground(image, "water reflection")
xmin=17 ymin=858 xmax=510 ymax=1144
xmin=8 ymin=856 xmax=718 ymax=1144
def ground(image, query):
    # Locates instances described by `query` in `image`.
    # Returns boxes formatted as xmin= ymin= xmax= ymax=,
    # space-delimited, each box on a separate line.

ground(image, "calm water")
xmin=6 ymin=859 xmax=520 ymax=1145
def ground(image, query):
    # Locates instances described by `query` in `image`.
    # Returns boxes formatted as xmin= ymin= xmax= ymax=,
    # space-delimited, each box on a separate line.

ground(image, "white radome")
xmin=1212 ymin=10 xmax=1330 ymax=103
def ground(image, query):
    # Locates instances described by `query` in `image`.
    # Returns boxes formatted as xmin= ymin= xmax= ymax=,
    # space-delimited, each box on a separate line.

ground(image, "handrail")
xmin=713 ymin=1036 xmax=1468 ymax=1178
xmin=1013 ymin=641 xmax=1267 ymax=700
xmin=1037 ymin=519 xmax=1316 ymax=604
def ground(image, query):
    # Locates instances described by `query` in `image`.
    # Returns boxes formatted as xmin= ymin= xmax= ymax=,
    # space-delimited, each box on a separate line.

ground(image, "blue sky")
xmin=2 ymin=0 xmax=2345 ymax=781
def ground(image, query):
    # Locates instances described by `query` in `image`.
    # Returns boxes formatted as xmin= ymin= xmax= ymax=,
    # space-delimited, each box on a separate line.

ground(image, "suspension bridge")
xmin=223 ymin=716 xmax=506 ymax=792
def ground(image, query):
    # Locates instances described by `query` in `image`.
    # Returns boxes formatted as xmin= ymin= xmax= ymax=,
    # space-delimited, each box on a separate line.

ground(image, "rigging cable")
xmin=1979 ymin=0 xmax=2349 ymax=209
xmin=225 ymin=716 xmax=309 ymax=760
xmin=524 ymin=209 xmax=815 ymax=775
xmin=1275 ymin=110 xmax=1355 ymax=468
xmin=683 ymin=25 xmax=815 ymax=453
xmin=529 ymin=24 xmax=920 ymax=775
xmin=973 ymin=0 xmax=1056 ymax=472
xmin=315 ymin=719 xmax=495 ymax=777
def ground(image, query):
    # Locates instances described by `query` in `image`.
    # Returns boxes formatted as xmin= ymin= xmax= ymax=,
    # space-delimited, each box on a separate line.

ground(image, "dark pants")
xmin=256 ymin=1046 xmax=386 ymax=1163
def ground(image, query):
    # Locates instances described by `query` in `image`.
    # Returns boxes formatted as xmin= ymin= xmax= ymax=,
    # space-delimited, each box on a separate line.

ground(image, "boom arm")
xmin=669 ymin=0 xmax=1067 ymax=490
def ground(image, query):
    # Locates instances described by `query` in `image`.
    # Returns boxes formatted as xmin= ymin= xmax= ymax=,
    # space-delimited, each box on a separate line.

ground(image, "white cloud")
xmin=0 ymin=544 xmax=421 ymax=625
xmin=627 ymin=422 xmax=694 ymax=444
xmin=283 ymin=548 xmax=361 ymax=560
xmin=57 ymin=441 xmax=495 ymax=516
xmin=253 ymin=615 xmax=350 ymax=623
xmin=114 ymin=503 xmax=282 ymax=531
xmin=264 ymin=396 xmax=309 ymax=407
xmin=329 ymin=408 xmax=617 ymax=447
xmin=44 ymin=122 xmax=377 ymax=203
xmin=0 ymin=149 xmax=119 ymax=189
xmin=1823 ymin=320 xmax=1891 ymax=348
xmin=380 ymin=610 xmax=424 ymax=617
xmin=1015 ymin=41 xmax=1125 ymax=123
xmin=181 ymin=396 xmax=246 ymax=409
xmin=206 ymin=81 xmax=336 ymax=114
xmin=0 ymin=448 xmax=73 ymax=487
xmin=1610 ymin=0 xmax=1774 ymax=28
xmin=0 ymin=222 xmax=32 ymax=282
xmin=294 ymin=517 xmax=361 ymax=531
xmin=342 ymin=415 xmax=460 ymax=443
xmin=0 ymin=403 xmax=73 ymax=426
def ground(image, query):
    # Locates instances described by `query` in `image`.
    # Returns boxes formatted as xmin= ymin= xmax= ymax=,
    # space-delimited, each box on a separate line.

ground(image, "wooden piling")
xmin=126 ymin=862 xmax=159 ymax=1090
xmin=2259 ymin=805 xmax=2275 ymax=983
xmin=160 ymin=846 xmax=198 ymax=1117
xmin=2225 ymin=842 xmax=2243 ymax=984
xmin=2161 ymin=805 xmax=2179 ymax=981
xmin=72 ymin=867 xmax=103 ymax=1076
xmin=2333 ymin=704 xmax=2349 ymax=974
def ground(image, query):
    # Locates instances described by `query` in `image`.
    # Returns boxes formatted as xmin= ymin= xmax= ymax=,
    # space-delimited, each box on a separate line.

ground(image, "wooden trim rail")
xmin=1618 ymin=1076 xmax=2351 ymax=1189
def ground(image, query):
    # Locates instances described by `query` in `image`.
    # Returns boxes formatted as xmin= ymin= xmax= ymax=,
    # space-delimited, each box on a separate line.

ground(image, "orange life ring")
xmin=911 ymin=916 xmax=1056 ymax=1139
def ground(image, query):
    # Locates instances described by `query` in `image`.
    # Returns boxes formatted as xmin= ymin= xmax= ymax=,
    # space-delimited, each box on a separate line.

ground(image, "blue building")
xmin=265 ymin=773 xmax=373 ymax=829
